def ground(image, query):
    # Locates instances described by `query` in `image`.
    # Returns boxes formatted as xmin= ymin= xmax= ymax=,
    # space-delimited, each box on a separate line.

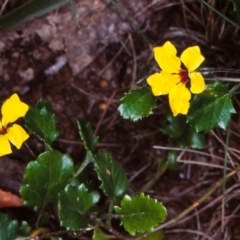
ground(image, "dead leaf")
xmin=0 ymin=189 xmax=23 ymax=208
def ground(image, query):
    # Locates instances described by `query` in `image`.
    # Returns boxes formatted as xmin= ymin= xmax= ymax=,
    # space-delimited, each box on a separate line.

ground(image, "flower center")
xmin=0 ymin=125 xmax=7 ymax=135
xmin=179 ymin=69 xmax=190 ymax=84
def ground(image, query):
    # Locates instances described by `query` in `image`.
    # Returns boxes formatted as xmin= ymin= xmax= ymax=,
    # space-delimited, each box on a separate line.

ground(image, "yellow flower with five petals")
xmin=147 ymin=41 xmax=205 ymax=116
xmin=0 ymin=94 xmax=29 ymax=157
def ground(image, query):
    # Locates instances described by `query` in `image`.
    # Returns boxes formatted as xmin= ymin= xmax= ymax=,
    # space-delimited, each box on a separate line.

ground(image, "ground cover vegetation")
xmin=0 ymin=0 xmax=240 ymax=239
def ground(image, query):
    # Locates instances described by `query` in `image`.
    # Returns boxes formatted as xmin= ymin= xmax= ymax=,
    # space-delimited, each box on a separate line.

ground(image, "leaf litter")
xmin=0 ymin=0 xmax=240 ymax=239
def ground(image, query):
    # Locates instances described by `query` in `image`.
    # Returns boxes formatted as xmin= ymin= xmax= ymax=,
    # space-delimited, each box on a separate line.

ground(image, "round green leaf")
xmin=0 ymin=213 xmax=19 ymax=240
xmin=0 ymin=213 xmax=30 ymax=240
xmin=118 ymin=87 xmax=157 ymax=121
xmin=24 ymin=99 xmax=59 ymax=146
xmin=58 ymin=184 xmax=99 ymax=229
xmin=20 ymin=150 xmax=73 ymax=210
xmin=114 ymin=193 xmax=167 ymax=236
xmin=94 ymin=150 xmax=129 ymax=199
xmin=188 ymin=82 xmax=236 ymax=133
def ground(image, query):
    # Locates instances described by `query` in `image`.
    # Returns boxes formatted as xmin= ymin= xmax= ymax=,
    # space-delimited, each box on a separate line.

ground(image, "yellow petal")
xmin=6 ymin=124 xmax=29 ymax=149
xmin=189 ymin=72 xmax=205 ymax=94
xmin=180 ymin=46 xmax=205 ymax=72
xmin=153 ymin=41 xmax=181 ymax=73
xmin=169 ymin=83 xmax=191 ymax=116
xmin=147 ymin=72 xmax=180 ymax=96
xmin=0 ymin=135 xmax=12 ymax=157
xmin=2 ymin=94 xmax=29 ymax=126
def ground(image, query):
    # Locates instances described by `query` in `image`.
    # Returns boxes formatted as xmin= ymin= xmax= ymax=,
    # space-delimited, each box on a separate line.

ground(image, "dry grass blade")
xmin=0 ymin=0 xmax=9 ymax=16
xmin=136 ymin=164 xmax=240 ymax=239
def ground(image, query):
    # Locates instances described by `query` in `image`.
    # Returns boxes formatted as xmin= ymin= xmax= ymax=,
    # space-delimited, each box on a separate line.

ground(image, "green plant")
xmin=0 ymin=94 xmax=167 ymax=239
xmin=118 ymin=40 xmax=240 ymax=238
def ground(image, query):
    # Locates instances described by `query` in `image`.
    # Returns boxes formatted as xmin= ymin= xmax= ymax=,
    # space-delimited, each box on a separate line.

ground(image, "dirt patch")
xmin=1 ymin=0 xmax=240 ymax=239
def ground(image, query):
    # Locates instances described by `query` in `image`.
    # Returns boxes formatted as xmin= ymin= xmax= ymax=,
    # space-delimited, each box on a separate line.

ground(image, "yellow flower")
xmin=147 ymin=41 xmax=205 ymax=116
xmin=0 ymin=94 xmax=29 ymax=157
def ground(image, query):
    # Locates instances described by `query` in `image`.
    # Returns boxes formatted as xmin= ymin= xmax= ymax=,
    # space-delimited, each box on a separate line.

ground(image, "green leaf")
xmin=114 ymin=193 xmax=167 ymax=236
xmin=118 ymin=87 xmax=156 ymax=121
xmin=78 ymin=118 xmax=99 ymax=154
xmin=36 ymin=212 xmax=51 ymax=227
xmin=161 ymin=113 xmax=206 ymax=149
xmin=229 ymin=0 xmax=240 ymax=11
xmin=24 ymin=99 xmax=59 ymax=146
xmin=58 ymin=184 xmax=99 ymax=229
xmin=142 ymin=229 xmax=165 ymax=240
xmin=188 ymin=82 xmax=236 ymax=133
xmin=93 ymin=228 xmax=113 ymax=240
xmin=0 ymin=213 xmax=18 ymax=240
xmin=161 ymin=114 xmax=186 ymax=139
xmin=166 ymin=151 xmax=180 ymax=170
xmin=74 ymin=119 xmax=99 ymax=177
xmin=0 ymin=213 xmax=30 ymax=240
xmin=94 ymin=150 xmax=129 ymax=199
xmin=20 ymin=150 xmax=73 ymax=210
xmin=182 ymin=128 xmax=206 ymax=149
xmin=0 ymin=0 xmax=69 ymax=30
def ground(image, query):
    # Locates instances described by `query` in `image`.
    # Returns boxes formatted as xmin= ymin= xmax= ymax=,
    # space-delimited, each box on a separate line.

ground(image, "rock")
xmin=0 ymin=0 xmax=150 ymax=75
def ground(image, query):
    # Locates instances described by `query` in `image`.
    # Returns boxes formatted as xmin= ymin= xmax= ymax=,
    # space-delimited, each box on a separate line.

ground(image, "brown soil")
xmin=1 ymin=1 xmax=240 ymax=239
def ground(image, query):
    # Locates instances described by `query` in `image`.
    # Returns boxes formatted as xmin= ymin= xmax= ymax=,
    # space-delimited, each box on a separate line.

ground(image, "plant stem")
xmin=201 ymin=0 xmax=240 ymax=30
xmin=22 ymin=227 xmax=94 ymax=240
xmin=140 ymin=162 xmax=168 ymax=193
xmin=221 ymin=124 xmax=230 ymax=230
xmin=69 ymin=0 xmax=79 ymax=27
xmin=230 ymin=83 xmax=240 ymax=93
xmin=73 ymin=152 xmax=94 ymax=177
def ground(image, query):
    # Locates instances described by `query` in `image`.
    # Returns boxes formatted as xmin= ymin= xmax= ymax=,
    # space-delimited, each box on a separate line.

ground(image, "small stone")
xmin=0 ymin=41 xmax=6 ymax=52
xmin=36 ymin=24 xmax=56 ymax=42
xmin=100 ymin=80 xmax=108 ymax=88
xmin=19 ymin=86 xmax=30 ymax=95
xmin=18 ymin=68 xmax=34 ymax=82
xmin=99 ymin=103 xmax=107 ymax=110
xmin=48 ymin=39 xmax=65 ymax=52
xmin=44 ymin=55 xmax=67 ymax=75
xmin=12 ymin=52 xmax=19 ymax=58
